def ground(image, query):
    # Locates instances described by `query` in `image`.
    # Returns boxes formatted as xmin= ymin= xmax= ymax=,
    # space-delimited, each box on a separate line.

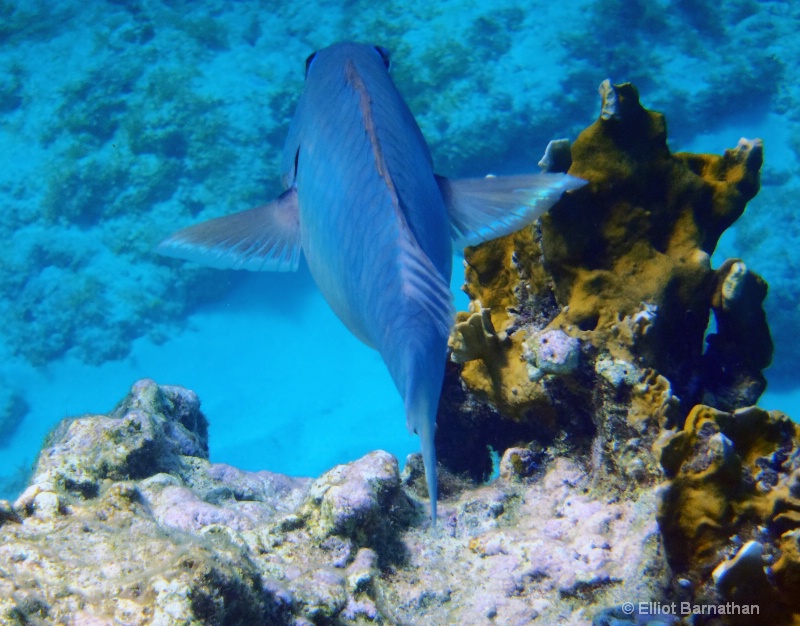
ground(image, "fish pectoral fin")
xmin=437 ymin=173 xmax=586 ymax=248
xmin=156 ymin=187 xmax=302 ymax=271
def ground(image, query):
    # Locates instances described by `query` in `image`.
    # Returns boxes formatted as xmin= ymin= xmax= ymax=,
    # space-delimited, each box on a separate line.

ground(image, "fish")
xmin=157 ymin=41 xmax=585 ymax=525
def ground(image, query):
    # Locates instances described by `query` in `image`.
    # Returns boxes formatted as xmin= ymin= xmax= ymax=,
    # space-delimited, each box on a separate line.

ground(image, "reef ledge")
xmin=1 ymin=379 xmax=667 ymax=625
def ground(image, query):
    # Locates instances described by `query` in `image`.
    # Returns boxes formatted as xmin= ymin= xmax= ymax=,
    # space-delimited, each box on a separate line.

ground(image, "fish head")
xmin=280 ymin=41 xmax=401 ymax=191
xmin=304 ymin=42 xmax=391 ymax=81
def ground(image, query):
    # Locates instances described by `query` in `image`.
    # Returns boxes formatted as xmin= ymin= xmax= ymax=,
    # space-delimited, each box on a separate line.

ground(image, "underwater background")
xmin=1 ymin=0 xmax=798 ymax=500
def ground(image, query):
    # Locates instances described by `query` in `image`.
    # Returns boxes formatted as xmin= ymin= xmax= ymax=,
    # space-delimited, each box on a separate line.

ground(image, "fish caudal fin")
xmin=402 ymin=348 xmax=446 ymax=527
xmin=419 ymin=413 xmax=438 ymax=526
xmin=437 ymin=173 xmax=586 ymax=249
xmin=156 ymin=187 xmax=302 ymax=271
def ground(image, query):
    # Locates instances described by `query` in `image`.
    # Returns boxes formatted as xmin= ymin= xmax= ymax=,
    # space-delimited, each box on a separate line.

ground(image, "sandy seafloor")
xmin=1 ymin=0 xmax=800 ymax=499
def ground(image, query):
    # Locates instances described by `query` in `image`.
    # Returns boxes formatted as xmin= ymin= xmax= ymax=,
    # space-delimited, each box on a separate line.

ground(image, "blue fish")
xmin=158 ymin=42 xmax=585 ymax=525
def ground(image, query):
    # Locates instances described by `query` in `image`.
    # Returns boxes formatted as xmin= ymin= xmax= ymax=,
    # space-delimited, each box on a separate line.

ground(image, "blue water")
xmin=1 ymin=1 xmax=798 ymax=499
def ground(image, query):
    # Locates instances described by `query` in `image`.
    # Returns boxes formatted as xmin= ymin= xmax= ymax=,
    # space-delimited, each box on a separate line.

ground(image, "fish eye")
xmin=304 ymin=51 xmax=317 ymax=77
xmin=374 ymin=46 xmax=390 ymax=69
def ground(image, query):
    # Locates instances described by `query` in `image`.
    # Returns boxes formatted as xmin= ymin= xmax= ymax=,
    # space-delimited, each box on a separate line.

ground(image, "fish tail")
xmin=420 ymin=413 xmax=438 ymax=526
xmin=402 ymin=342 xmax=446 ymax=527
xmin=380 ymin=279 xmax=450 ymax=526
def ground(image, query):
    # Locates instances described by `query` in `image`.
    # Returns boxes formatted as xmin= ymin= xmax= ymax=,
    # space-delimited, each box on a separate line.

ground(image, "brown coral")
xmin=440 ymin=81 xmax=771 ymax=485
xmin=436 ymin=81 xmax=790 ymax=624
xmin=655 ymin=404 xmax=800 ymax=624
xmin=458 ymin=81 xmax=768 ymax=412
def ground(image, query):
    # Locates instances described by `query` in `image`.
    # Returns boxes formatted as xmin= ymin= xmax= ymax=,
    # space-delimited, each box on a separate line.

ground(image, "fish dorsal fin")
xmin=156 ymin=188 xmax=302 ymax=271
xmin=437 ymin=173 xmax=586 ymax=248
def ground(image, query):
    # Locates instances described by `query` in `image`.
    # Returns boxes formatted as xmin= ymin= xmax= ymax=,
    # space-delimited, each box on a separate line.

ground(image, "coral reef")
xmin=0 ymin=380 xmax=668 ymax=625
xmin=0 ymin=382 xmax=28 ymax=447
xmin=14 ymin=400 xmax=789 ymax=624
xmin=655 ymin=404 xmax=800 ymax=624
xmin=559 ymin=0 xmax=786 ymax=144
xmin=441 ymin=80 xmax=769 ymax=479
xmin=435 ymin=81 xmax=800 ymax=624
xmin=3 ymin=2 xmax=800 ymax=484
xmin=2 ymin=74 xmax=798 ymax=624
